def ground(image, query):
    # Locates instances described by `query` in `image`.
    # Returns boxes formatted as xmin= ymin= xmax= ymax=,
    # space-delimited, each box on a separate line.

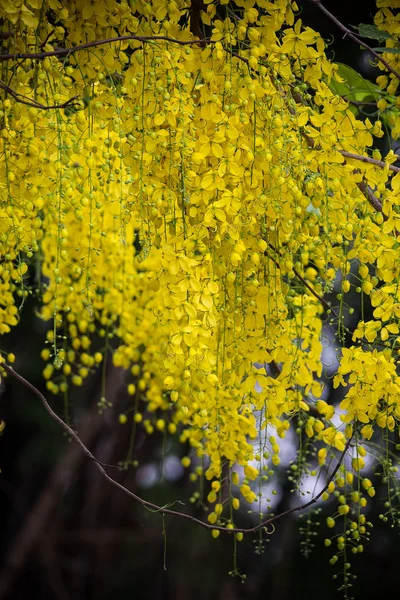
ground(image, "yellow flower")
xmin=1 ymin=0 xmax=400 ymax=538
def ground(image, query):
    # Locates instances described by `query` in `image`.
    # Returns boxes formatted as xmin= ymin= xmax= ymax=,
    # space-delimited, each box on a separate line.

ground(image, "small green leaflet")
xmin=373 ymin=47 xmax=400 ymax=54
xmin=353 ymin=23 xmax=394 ymax=42
xmin=328 ymin=63 xmax=381 ymax=103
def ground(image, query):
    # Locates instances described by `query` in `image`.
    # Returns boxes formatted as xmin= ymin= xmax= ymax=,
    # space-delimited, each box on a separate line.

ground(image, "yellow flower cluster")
xmin=334 ymin=348 xmax=400 ymax=437
xmin=1 ymin=0 xmax=400 ymax=527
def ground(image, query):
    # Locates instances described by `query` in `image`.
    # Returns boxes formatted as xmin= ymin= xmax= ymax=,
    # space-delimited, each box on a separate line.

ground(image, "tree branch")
xmin=0 ymin=35 xmax=214 ymax=62
xmin=265 ymin=242 xmax=389 ymax=349
xmin=266 ymin=243 xmax=338 ymax=317
xmin=356 ymin=177 xmax=399 ymax=235
xmin=357 ymin=178 xmax=383 ymax=213
xmin=0 ymin=362 xmax=352 ymax=536
xmin=344 ymin=98 xmax=377 ymax=108
xmin=309 ymin=0 xmax=400 ymax=82
xmin=0 ymin=79 xmax=78 ymax=110
xmin=339 ymin=149 xmax=400 ymax=174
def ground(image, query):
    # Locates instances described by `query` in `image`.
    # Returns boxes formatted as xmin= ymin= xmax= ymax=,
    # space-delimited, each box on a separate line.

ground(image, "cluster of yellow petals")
xmin=1 ymin=0 xmax=400 ymax=522
xmin=334 ymin=348 xmax=400 ymax=437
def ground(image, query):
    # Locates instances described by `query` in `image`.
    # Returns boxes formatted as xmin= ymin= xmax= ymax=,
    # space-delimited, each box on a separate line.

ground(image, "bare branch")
xmin=344 ymin=98 xmax=377 ymax=107
xmin=0 ymin=362 xmax=352 ymax=536
xmin=339 ymin=150 xmax=400 ymax=174
xmin=266 ymin=243 xmax=338 ymax=317
xmin=357 ymin=178 xmax=383 ymax=213
xmin=266 ymin=242 xmax=389 ymax=349
xmin=0 ymin=35 xmax=214 ymax=62
xmin=356 ymin=177 xmax=399 ymax=236
xmin=309 ymin=0 xmax=400 ymax=82
xmin=0 ymin=79 xmax=79 ymax=110
xmin=253 ymin=432 xmax=353 ymax=531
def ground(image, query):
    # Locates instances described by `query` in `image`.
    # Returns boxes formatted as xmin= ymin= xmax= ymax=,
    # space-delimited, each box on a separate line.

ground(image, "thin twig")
xmin=254 ymin=432 xmax=353 ymax=531
xmin=0 ymin=362 xmax=352 ymax=536
xmin=339 ymin=150 xmax=400 ymax=174
xmin=266 ymin=243 xmax=338 ymax=317
xmin=356 ymin=178 xmax=399 ymax=236
xmin=357 ymin=179 xmax=383 ymax=213
xmin=266 ymin=242 xmax=389 ymax=349
xmin=39 ymin=30 xmax=55 ymax=51
xmin=0 ymin=79 xmax=78 ymax=110
xmin=309 ymin=0 xmax=400 ymax=82
xmin=0 ymin=35 xmax=214 ymax=61
xmin=344 ymin=98 xmax=377 ymax=108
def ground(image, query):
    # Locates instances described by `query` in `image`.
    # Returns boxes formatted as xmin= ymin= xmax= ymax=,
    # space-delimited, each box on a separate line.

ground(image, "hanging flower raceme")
xmin=1 ymin=1 xmax=400 ymax=572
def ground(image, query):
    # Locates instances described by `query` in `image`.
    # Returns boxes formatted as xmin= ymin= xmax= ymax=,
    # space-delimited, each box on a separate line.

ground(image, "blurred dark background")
xmin=0 ymin=1 xmax=398 ymax=599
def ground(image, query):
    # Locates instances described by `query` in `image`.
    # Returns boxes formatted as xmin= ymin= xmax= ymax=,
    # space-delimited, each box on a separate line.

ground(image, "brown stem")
xmin=357 ymin=177 xmax=399 ymax=235
xmin=0 ymin=35 xmax=214 ymax=62
xmin=0 ymin=362 xmax=352 ymax=536
xmin=340 ymin=150 xmax=400 ymax=174
xmin=344 ymin=98 xmax=377 ymax=107
xmin=0 ymin=79 xmax=78 ymax=110
xmin=357 ymin=178 xmax=383 ymax=213
xmin=266 ymin=243 xmax=338 ymax=317
xmin=310 ymin=0 xmax=400 ymax=82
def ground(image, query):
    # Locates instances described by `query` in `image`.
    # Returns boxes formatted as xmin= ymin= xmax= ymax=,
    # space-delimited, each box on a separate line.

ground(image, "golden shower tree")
xmin=1 ymin=0 xmax=400 ymax=583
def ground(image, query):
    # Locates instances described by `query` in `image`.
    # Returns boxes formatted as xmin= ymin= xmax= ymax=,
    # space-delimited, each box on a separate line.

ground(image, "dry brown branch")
xmin=0 ymin=362 xmax=353 ymax=536
xmin=0 ymin=79 xmax=78 ymax=110
xmin=309 ymin=0 xmax=400 ymax=82
xmin=357 ymin=178 xmax=383 ymax=213
xmin=344 ymin=98 xmax=377 ymax=107
xmin=0 ymin=35 xmax=214 ymax=62
xmin=266 ymin=243 xmax=338 ymax=317
xmin=340 ymin=150 xmax=400 ymax=174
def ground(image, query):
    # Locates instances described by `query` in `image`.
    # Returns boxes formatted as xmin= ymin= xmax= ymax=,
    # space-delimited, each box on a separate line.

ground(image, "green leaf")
xmin=328 ymin=63 xmax=381 ymax=103
xmin=373 ymin=47 xmax=400 ymax=54
xmin=354 ymin=23 xmax=394 ymax=42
